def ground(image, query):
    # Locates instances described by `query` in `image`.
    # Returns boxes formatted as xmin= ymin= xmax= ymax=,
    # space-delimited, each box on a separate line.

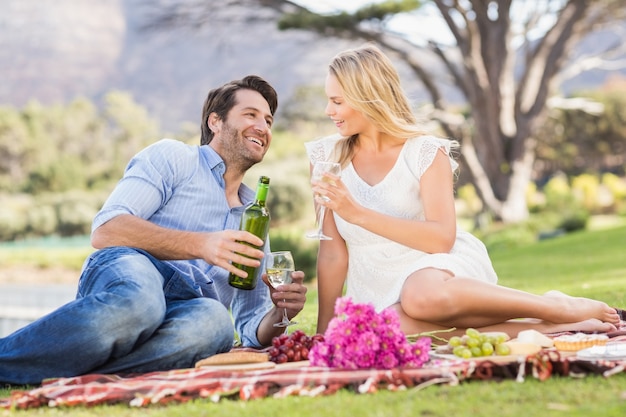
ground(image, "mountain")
xmin=1 ymin=0 xmax=622 ymax=132
xmin=0 ymin=0 xmax=359 ymax=132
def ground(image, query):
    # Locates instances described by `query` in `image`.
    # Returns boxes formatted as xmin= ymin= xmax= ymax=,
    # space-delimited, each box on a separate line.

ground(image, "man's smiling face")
xmin=210 ymin=88 xmax=274 ymax=170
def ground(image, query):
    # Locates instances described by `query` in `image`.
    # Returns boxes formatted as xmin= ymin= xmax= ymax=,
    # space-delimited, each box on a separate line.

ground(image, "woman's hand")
xmin=311 ymin=173 xmax=363 ymax=225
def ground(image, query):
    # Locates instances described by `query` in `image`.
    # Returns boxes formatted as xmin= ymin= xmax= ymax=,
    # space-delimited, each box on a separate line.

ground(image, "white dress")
xmin=305 ymin=134 xmax=498 ymax=312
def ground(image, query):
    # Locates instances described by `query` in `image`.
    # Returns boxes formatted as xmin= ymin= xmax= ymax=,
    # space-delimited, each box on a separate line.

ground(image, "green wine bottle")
xmin=228 ymin=176 xmax=271 ymax=290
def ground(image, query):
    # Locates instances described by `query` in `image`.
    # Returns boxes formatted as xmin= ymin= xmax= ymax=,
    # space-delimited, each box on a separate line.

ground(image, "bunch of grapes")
xmin=448 ymin=328 xmax=511 ymax=359
xmin=268 ymin=330 xmax=325 ymax=364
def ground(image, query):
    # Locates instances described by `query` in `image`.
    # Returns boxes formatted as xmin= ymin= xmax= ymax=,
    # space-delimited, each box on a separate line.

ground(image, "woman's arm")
xmin=315 ymin=212 xmax=348 ymax=334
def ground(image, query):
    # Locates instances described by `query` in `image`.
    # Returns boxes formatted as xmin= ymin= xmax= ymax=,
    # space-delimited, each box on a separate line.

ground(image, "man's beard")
xmin=220 ymin=121 xmax=263 ymax=172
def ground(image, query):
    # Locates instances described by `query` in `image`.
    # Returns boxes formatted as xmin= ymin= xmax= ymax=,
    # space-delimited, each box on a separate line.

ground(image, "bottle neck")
xmin=255 ymin=182 xmax=269 ymax=205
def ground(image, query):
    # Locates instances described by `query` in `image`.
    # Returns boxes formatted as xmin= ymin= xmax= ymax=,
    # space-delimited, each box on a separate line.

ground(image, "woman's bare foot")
xmin=543 ymin=290 xmax=620 ymax=326
xmin=539 ymin=318 xmax=616 ymax=334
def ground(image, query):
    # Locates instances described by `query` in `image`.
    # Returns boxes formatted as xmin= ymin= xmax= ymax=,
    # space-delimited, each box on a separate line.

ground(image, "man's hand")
xmin=262 ymin=270 xmax=307 ymax=316
xmin=197 ymin=230 xmax=265 ymax=278
xmin=256 ymin=271 xmax=308 ymax=346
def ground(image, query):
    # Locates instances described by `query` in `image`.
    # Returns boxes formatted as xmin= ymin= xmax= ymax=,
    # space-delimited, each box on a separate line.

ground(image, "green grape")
xmin=452 ymin=345 xmax=466 ymax=356
xmin=466 ymin=337 xmax=480 ymax=348
xmin=496 ymin=343 xmax=511 ymax=356
xmin=451 ymin=329 xmax=512 ymax=358
xmin=453 ymin=346 xmax=473 ymax=359
xmin=448 ymin=336 xmax=462 ymax=347
xmin=481 ymin=342 xmax=494 ymax=356
xmin=459 ymin=348 xmax=472 ymax=359
xmin=470 ymin=346 xmax=483 ymax=357
xmin=465 ymin=328 xmax=481 ymax=339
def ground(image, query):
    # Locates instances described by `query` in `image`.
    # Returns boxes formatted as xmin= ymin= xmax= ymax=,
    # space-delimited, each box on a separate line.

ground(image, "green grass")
xmin=2 ymin=226 xmax=626 ymax=415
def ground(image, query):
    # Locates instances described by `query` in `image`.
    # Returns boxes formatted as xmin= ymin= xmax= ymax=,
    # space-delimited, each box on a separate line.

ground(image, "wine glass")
xmin=306 ymin=161 xmax=341 ymax=240
xmin=266 ymin=251 xmax=297 ymax=328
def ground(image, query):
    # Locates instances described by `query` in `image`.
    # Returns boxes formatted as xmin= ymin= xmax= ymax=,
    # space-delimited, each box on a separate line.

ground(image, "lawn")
xmin=2 ymin=226 xmax=626 ymax=415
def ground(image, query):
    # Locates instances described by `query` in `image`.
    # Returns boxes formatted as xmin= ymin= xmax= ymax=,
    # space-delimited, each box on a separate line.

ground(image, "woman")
xmin=306 ymin=44 xmax=621 ymax=338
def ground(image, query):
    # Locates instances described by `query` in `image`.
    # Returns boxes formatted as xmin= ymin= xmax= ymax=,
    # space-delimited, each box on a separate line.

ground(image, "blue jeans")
xmin=0 ymin=247 xmax=235 ymax=385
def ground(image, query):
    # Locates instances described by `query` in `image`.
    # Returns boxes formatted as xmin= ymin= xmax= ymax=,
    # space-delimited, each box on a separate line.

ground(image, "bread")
xmin=502 ymin=342 xmax=542 ymax=356
xmin=195 ymin=350 xmax=269 ymax=368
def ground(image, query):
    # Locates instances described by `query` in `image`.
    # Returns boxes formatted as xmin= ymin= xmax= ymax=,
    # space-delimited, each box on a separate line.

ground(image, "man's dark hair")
xmin=200 ymin=75 xmax=278 ymax=145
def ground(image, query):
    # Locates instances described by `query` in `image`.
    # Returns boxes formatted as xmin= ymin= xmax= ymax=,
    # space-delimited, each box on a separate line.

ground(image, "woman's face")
xmin=324 ymin=74 xmax=371 ymax=137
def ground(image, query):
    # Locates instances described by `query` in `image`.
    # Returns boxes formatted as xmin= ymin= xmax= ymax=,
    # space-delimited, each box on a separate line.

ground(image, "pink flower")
xmin=309 ymin=297 xmax=431 ymax=369
xmin=377 ymin=351 xmax=399 ymax=369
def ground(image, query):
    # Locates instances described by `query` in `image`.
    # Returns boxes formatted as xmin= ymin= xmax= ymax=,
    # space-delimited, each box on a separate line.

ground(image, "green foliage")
xmin=0 ymin=94 xmax=159 ymax=196
xmin=543 ymin=173 xmax=572 ymax=208
xmin=0 ymin=106 xmax=35 ymax=191
xmin=278 ymin=0 xmax=422 ymax=33
xmin=269 ymin=182 xmax=308 ymax=226
xmin=476 ymin=223 xmax=538 ymax=251
xmin=602 ymin=172 xmax=626 ymax=199
xmin=571 ymin=173 xmax=600 ymax=212
xmin=0 ymin=191 xmax=107 ymax=241
xmin=0 ymin=194 xmax=29 ymax=241
xmin=26 ymin=155 xmax=87 ymax=193
xmin=56 ymin=201 xmax=98 ymax=237
xmin=536 ymin=86 xmax=626 ymax=178
xmin=269 ymin=228 xmax=318 ymax=283
xmin=26 ymin=204 xmax=58 ymax=236
xmin=558 ymin=210 xmax=590 ymax=232
xmin=455 ymin=183 xmax=482 ymax=217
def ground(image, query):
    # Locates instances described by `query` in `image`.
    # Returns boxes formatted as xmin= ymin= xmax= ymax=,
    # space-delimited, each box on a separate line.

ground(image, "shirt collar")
xmin=200 ymin=145 xmax=255 ymax=205
xmin=200 ymin=145 xmax=227 ymax=188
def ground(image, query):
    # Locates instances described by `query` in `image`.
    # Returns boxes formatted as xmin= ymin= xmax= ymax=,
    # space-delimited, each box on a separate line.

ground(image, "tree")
xmin=143 ymin=0 xmax=626 ymax=223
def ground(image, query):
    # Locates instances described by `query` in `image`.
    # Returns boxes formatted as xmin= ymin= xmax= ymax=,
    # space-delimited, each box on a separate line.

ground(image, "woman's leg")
xmin=399 ymin=268 xmax=620 ymax=329
xmin=392 ymin=304 xmax=616 ymax=339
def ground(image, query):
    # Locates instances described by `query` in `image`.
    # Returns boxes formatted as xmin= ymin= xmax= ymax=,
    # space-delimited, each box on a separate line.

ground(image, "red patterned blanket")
xmin=2 ymin=349 xmax=624 ymax=410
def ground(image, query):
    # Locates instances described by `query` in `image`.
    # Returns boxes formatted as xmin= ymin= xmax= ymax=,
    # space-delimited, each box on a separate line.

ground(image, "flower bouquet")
xmin=309 ymin=297 xmax=431 ymax=369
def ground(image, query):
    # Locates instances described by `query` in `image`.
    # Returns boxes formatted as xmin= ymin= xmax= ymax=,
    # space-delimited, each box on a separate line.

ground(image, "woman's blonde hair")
xmin=328 ymin=43 xmax=427 ymax=165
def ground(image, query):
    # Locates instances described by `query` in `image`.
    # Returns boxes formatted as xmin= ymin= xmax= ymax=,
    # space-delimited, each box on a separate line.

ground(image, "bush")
xmin=571 ymin=173 xmax=600 ymax=212
xmin=56 ymin=198 xmax=98 ymax=236
xmin=477 ymin=224 xmax=538 ymax=252
xmin=26 ymin=203 xmax=58 ymax=236
xmin=558 ymin=210 xmax=590 ymax=232
xmin=269 ymin=182 xmax=308 ymax=226
xmin=0 ymin=193 xmax=31 ymax=240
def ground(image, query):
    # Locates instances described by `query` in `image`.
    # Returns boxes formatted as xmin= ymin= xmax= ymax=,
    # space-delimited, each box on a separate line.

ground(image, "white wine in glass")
xmin=266 ymin=251 xmax=297 ymax=328
xmin=306 ymin=161 xmax=341 ymax=240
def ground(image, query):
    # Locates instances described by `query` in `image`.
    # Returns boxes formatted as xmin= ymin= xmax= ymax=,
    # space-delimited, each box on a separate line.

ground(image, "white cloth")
xmin=305 ymin=134 xmax=498 ymax=311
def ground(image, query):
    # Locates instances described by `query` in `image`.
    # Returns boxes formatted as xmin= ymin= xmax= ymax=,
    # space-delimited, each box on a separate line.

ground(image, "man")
xmin=0 ymin=75 xmax=307 ymax=385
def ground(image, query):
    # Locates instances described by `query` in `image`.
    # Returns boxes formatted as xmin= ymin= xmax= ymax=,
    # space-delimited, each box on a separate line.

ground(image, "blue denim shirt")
xmin=92 ymin=138 xmax=272 ymax=347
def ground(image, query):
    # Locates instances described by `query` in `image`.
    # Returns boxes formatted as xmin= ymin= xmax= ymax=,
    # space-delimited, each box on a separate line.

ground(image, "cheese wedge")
xmin=516 ymin=329 xmax=554 ymax=348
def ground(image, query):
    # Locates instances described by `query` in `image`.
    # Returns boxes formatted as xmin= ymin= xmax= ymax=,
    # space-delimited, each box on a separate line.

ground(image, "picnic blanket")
xmin=2 ymin=348 xmax=625 ymax=410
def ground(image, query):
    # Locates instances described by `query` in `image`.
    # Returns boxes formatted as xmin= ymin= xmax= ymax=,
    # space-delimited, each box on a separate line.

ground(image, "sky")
xmin=293 ymin=0 xmax=455 ymax=45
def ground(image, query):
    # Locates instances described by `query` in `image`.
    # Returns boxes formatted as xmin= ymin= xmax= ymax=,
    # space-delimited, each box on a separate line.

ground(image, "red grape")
xmin=268 ymin=331 xmax=325 ymax=364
